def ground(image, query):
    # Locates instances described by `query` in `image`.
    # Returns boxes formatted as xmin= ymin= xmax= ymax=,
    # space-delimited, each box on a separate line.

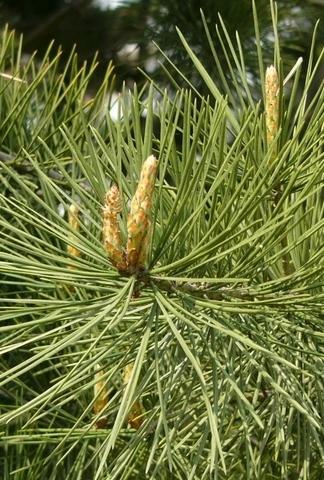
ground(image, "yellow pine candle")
xmin=103 ymin=185 xmax=127 ymax=272
xmin=93 ymin=365 xmax=109 ymax=428
xmin=265 ymin=65 xmax=279 ymax=160
xmin=123 ymin=363 xmax=144 ymax=429
xmin=67 ymin=204 xmax=81 ymax=266
xmin=126 ymin=155 xmax=158 ymax=271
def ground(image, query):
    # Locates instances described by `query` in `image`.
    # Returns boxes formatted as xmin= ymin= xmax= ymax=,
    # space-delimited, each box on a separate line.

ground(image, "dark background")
xmin=0 ymin=0 xmax=323 ymax=93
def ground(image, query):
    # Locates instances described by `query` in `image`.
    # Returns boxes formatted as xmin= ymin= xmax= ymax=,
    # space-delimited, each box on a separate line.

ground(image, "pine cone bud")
xmin=137 ymin=219 xmax=151 ymax=268
xmin=265 ymin=65 xmax=279 ymax=159
xmin=127 ymin=155 xmax=158 ymax=271
xmin=123 ymin=363 xmax=144 ymax=429
xmin=67 ymin=204 xmax=81 ymax=264
xmin=93 ymin=365 xmax=108 ymax=428
xmin=103 ymin=185 xmax=127 ymax=272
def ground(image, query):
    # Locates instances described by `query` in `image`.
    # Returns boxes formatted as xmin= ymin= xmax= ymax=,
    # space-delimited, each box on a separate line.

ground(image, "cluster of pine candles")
xmin=67 ymin=155 xmax=158 ymax=428
xmin=65 ymin=65 xmax=279 ymax=430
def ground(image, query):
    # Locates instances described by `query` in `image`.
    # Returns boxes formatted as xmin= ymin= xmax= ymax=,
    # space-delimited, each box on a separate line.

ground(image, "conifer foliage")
xmin=0 ymin=3 xmax=323 ymax=479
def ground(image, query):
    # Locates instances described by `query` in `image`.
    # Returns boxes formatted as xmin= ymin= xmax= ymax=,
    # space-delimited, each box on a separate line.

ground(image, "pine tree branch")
xmin=148 ymin=275 xmax=314 ymax=305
